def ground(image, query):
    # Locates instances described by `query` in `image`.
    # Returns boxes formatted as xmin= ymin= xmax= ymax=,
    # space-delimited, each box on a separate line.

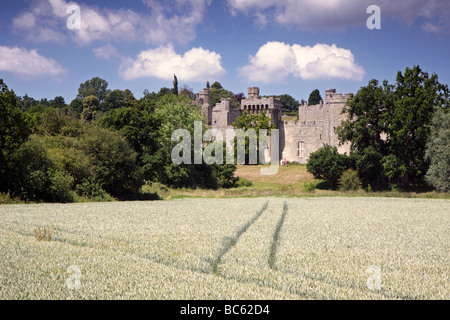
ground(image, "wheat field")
xmin=1 ymin=197 xmax=448 ymax=299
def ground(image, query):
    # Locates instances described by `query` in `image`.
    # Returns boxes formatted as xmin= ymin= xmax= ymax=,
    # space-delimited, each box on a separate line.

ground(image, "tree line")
xmin=307 ymin=65 xmax=449 ymax=193
xmin=0 ymin=77 xmax=243 ymax=203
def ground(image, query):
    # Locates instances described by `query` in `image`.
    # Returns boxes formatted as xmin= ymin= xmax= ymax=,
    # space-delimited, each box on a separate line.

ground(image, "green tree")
xmin=179 ymin=85 xmax=195 ymax=100
xmin=99 ymin=98 xmax=158 ymax=163
xmin=49 ymin=96 xmax=66 ymax=109
xmin=82 ymin=95 xmax=100 ymax=121
xmin=173 ymin=74 xmax=179 ymax=95
xmin=425 ymin=107 xmax=450 ymax=192
xmin=308 ymin=89 xmax=322 ymax=106
xmin=206 ymin=81 xmax=210 ymax=89
xmin=306 ymin=145 xmax=351 ymax=188
xmin=123 ymin=89 xmax=136 ymax=106
xmin=41 ymin=107 xmax=66 ymax=135
xmin=102 ymin=89 xmax=126 ymax=112
xmin=386 ymin=65 xmax=449 ymax=187
xmin=264 ymin=94 xmax=299 ymax=114
xmin=80 ymin=126 xmax=143 ymax=197
xmin=7 ymin=135 xmax=74 ymax=203
xmin=337 ymin=66 xmax=449 ymax=189
xmin=210 ymin=82 xmax=240 ymax=109
xmin=76 ymin=77 xmax=110 ymax=102
xmin=69 ymin=98 xmax=84 ymax=115
xmin=0 ymin=79 xmax=31 ymax=192
xmin=18 ymin=94 xmax=39 ymax=111
xmin=211 ymin=81 xmax=223 ymax=90
xmin=336 ymin=79 xmax=393 ymax=189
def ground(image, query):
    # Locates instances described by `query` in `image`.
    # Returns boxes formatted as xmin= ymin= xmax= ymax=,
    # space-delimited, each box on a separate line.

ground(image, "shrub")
xmin=338 ymin=169 xmax=362 ymax=192
xmin=303 ymin=181 xmax=317 ymax=193
xmin=48 ymin=170 xmax=74 ymax=203
xmin=236 ymin=177 xmax=253 ymax=188
xmin=306 ymin=145 xmax=350 ymax=188
xmin=75 ymin=178 xmax=114 ymax=201
xmin=7 ymin=136 xmax=75 ymax=203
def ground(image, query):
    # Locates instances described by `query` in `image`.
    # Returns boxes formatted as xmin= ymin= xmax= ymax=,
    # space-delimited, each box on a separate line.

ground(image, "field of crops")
xmin=1 ymin=197 xmax=449 ymax=300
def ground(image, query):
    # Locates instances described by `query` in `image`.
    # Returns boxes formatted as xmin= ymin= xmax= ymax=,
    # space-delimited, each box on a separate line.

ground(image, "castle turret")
xmin=248 ymin=87 xmax=260 ymax=100
xmin=196 ymin=88 xmax=212 ymax=125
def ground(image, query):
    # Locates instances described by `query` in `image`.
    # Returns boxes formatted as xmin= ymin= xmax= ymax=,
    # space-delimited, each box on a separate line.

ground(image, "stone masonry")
xmin=196 ymin=87 xmax=351 ymax=164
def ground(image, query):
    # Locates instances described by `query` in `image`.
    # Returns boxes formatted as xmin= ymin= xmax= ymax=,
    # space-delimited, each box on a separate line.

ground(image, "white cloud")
xmin=0 ymin=46 xmax=67 ymax=78
xmin=13 ymin=0 xmax=212 ymax=46
xmin=227 ymin=0 xmax=450 ymax=33
xmin=119 ymin=44 xmax=225 ymax=82
xmin=238 ymin=41 xmax=365 ymax=83
xmin=93 ymin=44 xmax=120 ymax=60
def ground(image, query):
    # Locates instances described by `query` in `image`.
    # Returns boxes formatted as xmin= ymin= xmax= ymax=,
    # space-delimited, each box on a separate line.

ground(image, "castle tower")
xmin=248 ymin=87 xmax=260 ymax=100
xmin=241 ymin=87 xmax=282 ymax=127
xmin=196 ymin=88 xmax=212 ymax=125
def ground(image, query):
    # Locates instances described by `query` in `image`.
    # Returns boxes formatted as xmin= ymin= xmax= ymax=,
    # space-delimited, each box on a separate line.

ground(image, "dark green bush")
xmin=306 ymin=145 xmax=350 ymax=188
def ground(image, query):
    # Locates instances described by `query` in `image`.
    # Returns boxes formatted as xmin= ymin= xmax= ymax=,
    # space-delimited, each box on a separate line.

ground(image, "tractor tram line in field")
xmin=208 ymin=200 xmax=315 ymax=299
xmin=210 ymin=201 xmax=269 ymax=275
xmin=268 ymin=201 xmax=289 ymax=270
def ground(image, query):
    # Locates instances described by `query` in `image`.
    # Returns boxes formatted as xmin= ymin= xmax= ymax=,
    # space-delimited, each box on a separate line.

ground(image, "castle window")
xmin=297 ymin=141 xmax=304 ymax=158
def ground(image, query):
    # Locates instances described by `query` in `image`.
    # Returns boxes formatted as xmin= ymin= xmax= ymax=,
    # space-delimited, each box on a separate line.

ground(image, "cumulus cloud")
xmin=119 ymin=44 xmax=225 ymax=82
xmin=93 ymin=44 xmax=120 ymax=60
xmin=227 ymin=0 xmax=450 ymax=33
xmin=0 ymin=46 xmax=67 ymax=78
xmin=238 ymin=42 xmax=365 ymax=83
xmin=13 ymin=0 xmax=212 ymax=46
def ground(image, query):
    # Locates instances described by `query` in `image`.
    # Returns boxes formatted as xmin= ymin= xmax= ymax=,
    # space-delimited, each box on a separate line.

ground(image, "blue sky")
xmin=1 ymin=0 xmax=449 ymax=104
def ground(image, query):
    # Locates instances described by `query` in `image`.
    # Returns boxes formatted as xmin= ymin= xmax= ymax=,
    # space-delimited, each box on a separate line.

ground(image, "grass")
xmin=158 ymin=165 xmax=450 ymax=200
xmin=2 ymin=166 xmax=448 ymax=204
xmin=1 ymin=197 xmax=447 ymax=299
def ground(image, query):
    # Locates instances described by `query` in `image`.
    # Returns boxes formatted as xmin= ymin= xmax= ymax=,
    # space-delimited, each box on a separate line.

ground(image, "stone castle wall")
xmin=281 ymin=89 xmax=351 ymax=164
xmin=196 ymin=87 xmax=351 ymax=164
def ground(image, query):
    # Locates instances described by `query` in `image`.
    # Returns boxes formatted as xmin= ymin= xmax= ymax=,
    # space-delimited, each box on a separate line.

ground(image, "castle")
xmin=196 ymin=87 xmax=351 ymax=164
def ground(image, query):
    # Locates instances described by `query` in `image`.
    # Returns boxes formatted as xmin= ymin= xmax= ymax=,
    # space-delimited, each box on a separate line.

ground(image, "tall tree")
xmin=0 ymin=79 xmax=31 ymax=192
xmin=210 ymin=83 xmax=240 ymax=109
xmin=425 ymin=107 xmax=450 ymax=192
xmin=76 ymin=77 xmax=110 ymax=103
xmin=336 ymin=79 xmax=393 ymax=189
xmin=102 ymin=89 xmax=126 ymax=112
xmin=50 ymin=96 xmax=66 ymax=109
xmin=337 ymin=65 xmax=450 ymax=189
xmin=173 ymin=74 xmax=179 ymax=95
xmin=385 ymin=65 xmax=449 ymax=187
xmin=211 ymin=81 xmax=223 ymax=90
xmin=308 ymin=89 xmax=322 ymax=106
xmin=264 ymin=94 xmax=299 ymax=114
